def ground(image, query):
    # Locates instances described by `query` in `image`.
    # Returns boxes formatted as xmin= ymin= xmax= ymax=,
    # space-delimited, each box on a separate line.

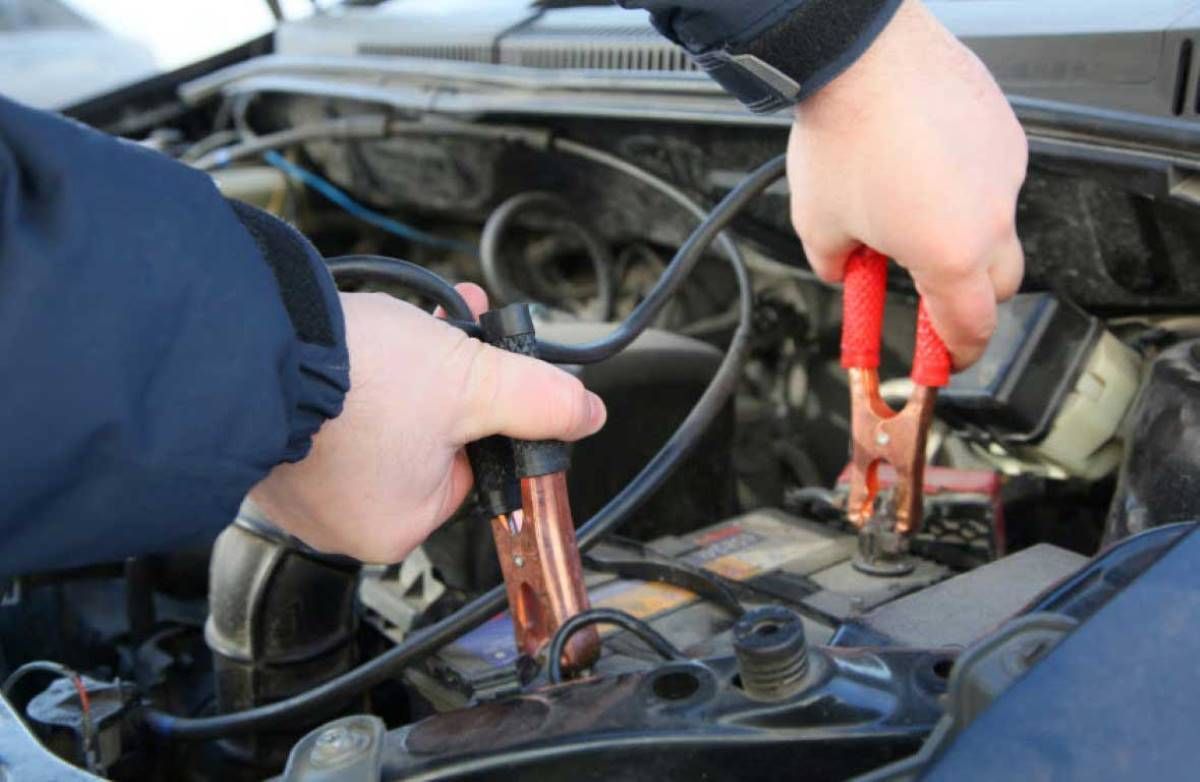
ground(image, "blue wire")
xmin=262 ymin=150 xmax=476 ymax=255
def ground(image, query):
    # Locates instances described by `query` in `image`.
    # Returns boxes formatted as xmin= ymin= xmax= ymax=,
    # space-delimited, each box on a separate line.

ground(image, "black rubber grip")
xmin=480 ymin=305 xmax=571 ymax=478
xmin=466 ymin=436 xmax=521 ymax=517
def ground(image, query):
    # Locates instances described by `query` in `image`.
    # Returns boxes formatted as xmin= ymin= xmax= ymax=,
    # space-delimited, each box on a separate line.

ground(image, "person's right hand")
xmin=786 ymin=0 xmax=1027 ymax=369
xmin=250 ymin=286 xmax=606 ymax=563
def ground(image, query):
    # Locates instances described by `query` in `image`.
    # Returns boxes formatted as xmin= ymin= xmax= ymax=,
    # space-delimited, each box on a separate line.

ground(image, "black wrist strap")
xmin=228 ymin=199 xmax=337 ymax=348
xmin=692 ymin=0 xmax=903 ymax=113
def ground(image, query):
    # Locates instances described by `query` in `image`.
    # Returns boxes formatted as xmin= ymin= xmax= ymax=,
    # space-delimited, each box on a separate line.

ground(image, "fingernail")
xmin=586 ymin=392 xmax=607 ymax=432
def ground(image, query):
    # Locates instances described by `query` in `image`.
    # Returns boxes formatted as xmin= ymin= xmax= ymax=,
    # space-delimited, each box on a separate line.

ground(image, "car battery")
xmin=407 ymin=510 xmax=950 ymax=708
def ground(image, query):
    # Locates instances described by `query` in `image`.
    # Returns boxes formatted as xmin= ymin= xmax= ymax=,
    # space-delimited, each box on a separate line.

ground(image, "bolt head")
xmin=317 ymin=727 xmax=351 ymax=749
xmin=311 ymin=724 xmax=369 ymax=766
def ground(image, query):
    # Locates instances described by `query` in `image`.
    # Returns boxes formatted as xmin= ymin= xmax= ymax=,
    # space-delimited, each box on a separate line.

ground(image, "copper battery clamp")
xmin=475 ymin=304 xmax=600 ymax=672
xmin=489 ymin=473 xmax=596 ymax=667
xmin=840 ymin=248 xmax=951 ymax=574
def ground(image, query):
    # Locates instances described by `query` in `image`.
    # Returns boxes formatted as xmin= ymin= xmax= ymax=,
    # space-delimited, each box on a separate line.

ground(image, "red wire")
xmin=70 ymin=674 xmax=91 ymax=716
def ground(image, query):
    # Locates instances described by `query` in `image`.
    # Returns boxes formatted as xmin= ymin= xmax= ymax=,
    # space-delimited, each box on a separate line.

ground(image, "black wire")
xmin=326 ymin=254 xmax=484 ymax=337
xmin=572 ymin=164 xmax=773 ymax=548
xmin=142 ymin=584 xmax=508 ymax=739
xmin=534 ymin=155 xmax=784 ymax=364
xmin=326 ymin=255 xmax=475 ymax=323
xmin=327 ymin=157 xmax=777 ymax=366
xmin=480 ymin=191 xmax=616 ymax=321
xmin=141 ymin=154 xmax=783 ymax=741
xmin=547 ymin=608 xmax=685 ymax=685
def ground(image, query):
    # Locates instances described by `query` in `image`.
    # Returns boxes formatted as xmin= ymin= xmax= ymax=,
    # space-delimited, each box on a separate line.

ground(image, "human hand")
xmin=786 ymin=0 xmax=1027 ymax=368
xmin=250 ymin=285 xmax=606 ymax=562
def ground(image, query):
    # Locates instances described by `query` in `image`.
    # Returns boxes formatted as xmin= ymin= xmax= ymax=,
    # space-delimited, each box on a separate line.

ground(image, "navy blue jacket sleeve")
xmin=0 ymin=97 xmax=349 ymax=577
xmin=617 ymin=0 xmax=903 ymax=111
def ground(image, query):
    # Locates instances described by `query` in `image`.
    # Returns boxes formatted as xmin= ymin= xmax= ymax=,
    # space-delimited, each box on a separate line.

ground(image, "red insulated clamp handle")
xmin=840 ymin=247 xmax=888 ymax=370
xmin=911 ymin=299 xmax=951 ymax=387
xmin=839 ymin=246 xmax=952 ymax=387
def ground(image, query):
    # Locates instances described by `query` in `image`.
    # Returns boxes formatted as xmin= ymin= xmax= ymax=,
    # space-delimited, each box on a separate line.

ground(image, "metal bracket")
xmin=852 ymin=612 xmax=1078 ymax=782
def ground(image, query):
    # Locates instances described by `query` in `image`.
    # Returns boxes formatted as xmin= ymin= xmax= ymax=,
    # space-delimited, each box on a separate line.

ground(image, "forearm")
xmin=0 ymin=97 xmax=349 ymax=576
xmin=616 ymin=0 xmax=903 ymax=110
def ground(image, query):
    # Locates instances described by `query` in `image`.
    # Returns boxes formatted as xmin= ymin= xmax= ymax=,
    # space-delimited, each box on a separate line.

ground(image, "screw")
xmin=513 ymin=555 xmax=525 ymax=568
xmin=875 ymin=430 xmax=891 ymax=447
xmin=315 ymin=727 xmax=354 ymax=759
xmin=312 ymin=725 xmax=367 ymax=764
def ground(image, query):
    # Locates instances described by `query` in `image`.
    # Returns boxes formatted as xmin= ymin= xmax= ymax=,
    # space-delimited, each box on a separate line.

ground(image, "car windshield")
xmin=0 ymin=0 xmax=324 ymax=109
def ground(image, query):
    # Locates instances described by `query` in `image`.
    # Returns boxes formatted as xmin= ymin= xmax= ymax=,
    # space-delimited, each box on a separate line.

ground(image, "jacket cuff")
xmin=228 ymin=200 xmax=350 ymax=462
xmin=689 ymin=0 xmax=903 ymax=113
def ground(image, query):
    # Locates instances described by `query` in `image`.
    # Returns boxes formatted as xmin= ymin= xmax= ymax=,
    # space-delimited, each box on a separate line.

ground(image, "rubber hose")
xmin=480 ymin=191 xmax=616 ymax=321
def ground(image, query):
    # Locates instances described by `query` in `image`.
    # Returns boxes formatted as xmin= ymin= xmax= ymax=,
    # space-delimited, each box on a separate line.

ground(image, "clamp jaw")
xmin=466 ymin=304 xmax=599 ymax=674
xmin=840 ymin=248 xmax=951 ymax=572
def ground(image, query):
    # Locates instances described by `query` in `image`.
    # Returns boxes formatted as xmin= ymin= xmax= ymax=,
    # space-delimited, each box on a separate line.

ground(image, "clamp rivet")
xmin=514 ymin=555 xmax=525 ymax=568
xmin=875 ymin=430 xmax=891 ymax=447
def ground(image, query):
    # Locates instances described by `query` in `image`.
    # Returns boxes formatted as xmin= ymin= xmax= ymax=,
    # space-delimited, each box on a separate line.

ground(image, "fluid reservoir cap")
xmin=283 ymin=715 xmax=385 ymax=782
xmin=733 ymin=606 xmax=810 ymax=701
xmin=939 ymin=293 xmax=1101 ymax=444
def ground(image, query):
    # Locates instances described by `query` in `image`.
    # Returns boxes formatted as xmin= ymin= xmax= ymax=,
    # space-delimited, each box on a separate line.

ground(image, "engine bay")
xmin=5 ymin=5 xmax=1200 ymax=779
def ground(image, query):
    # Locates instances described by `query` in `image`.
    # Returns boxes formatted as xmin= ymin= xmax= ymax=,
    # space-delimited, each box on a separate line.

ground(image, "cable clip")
xmin=840 ymin=248 xmax=951 ymax=559
xmin=478 ymin=305 xmax=598 ymax=672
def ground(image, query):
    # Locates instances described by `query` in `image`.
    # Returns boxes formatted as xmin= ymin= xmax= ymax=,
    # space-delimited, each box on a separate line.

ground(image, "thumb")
xmin=454 ymin=341 xmax=607 ymax=444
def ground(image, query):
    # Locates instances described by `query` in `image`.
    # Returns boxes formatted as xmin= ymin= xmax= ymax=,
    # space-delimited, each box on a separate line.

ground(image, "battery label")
xmin=590 ymin=578 xmax=697 ymax=634
xmin=684 ymin=530 xmax=763 ymax=566
xmin=685 ymin=517 xmax=830 ymax=580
